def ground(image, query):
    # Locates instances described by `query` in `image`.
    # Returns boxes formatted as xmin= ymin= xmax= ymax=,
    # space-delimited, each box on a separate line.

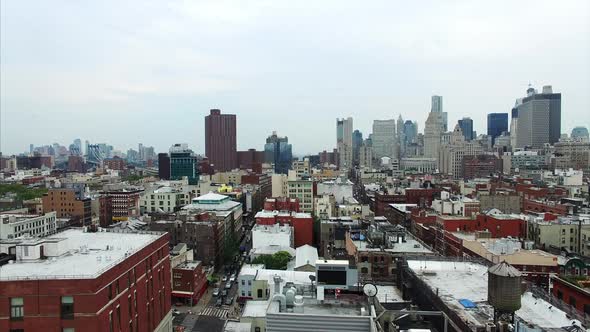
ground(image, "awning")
xmin=172 ymin=291 xmax=195 ymax=298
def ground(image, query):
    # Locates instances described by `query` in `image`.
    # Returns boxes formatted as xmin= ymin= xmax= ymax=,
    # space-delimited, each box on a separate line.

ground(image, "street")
xmin=173 ymin=215 xmax=253 ymax=332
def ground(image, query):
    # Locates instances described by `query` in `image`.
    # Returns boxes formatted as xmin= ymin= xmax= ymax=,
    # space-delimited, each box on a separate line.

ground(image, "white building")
xmin=438 ymin=125 xmax=484 ymax=179
xmin=317 ymin=178 xmax=353 ymax=203
xmin=337 ymin=117 xmax=354 ymax=170
xmin=0 ymin=212 xmax=57 ymax=240
xmin=140 ymin=186 xmax=190 ymax=213
xmin=423 ymin=111 xmax=444 ymax=159
xmin=252 ymin=224 xmax=294 ymax=251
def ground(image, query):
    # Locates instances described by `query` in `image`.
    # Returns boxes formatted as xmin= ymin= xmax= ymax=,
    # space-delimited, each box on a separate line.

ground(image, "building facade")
xmin=204 ymin=109 xmax=237 ymax=171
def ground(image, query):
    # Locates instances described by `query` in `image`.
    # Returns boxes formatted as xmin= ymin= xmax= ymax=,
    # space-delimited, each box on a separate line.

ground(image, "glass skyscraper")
xmin=487 ymin=113 xmax=508 ymax=144
xmin=458 ymin=117 xmax=474 ymax=140
xmin=264 ymin=132 xmax=292 ymax=174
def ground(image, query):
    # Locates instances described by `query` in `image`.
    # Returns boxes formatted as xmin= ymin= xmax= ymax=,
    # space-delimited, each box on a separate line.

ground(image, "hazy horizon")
xmin=1 ymin=1 xmax=589 ymax=156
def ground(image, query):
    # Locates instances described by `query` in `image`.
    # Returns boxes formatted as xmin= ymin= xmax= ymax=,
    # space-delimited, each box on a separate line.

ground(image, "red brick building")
xmin=255 ymin=198 xmax=312 ymax=247
xmin=436 ymin=214 xmax=525 ymax=238
xmin=552 ymin=276 xmax=590 ymax=315
xmin=523 ymin=199 xmax=571 ymax=215
xmin=172 ymin=261 xmax=208 ymax=306
xmin=102 ymin=189 xmax=143 ymax=221
xmin=42 ymin=188 xmax=92 ymax=226
xmin=205 ymin=109 xmax=237 ymax=172
xmin=405 ymin=188 xmax=441 ymax=207
xmin=237 ymin=149 xmax=265 ymax=170
xmin=103 ymin=156 xmax=127 ymax=171
xmin=0 ymin=229 xmax=172 ymax=332
xmin=373 ymin=192 xmax=405 ymax=216
xmin=462 ymin=154 xmax=502 ymax=179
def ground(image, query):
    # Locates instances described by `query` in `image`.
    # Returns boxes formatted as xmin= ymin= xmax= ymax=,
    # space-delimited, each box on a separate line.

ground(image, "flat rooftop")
xmin=0 ymin=228 xmax=163 ymax=280
xmin=352 ymin=239 xmax=432 ymax=254
xmin=407 ymin=260 xmax=582 ymax=330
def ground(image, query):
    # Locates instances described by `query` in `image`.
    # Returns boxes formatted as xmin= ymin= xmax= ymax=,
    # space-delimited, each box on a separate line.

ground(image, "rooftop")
xmin=174 ymin=260 xmax=202 ymax=271
xmin=407 ymin=260 xmax=582 ymax=330
xmin=0 ymin=228 xmax=163 ymax=280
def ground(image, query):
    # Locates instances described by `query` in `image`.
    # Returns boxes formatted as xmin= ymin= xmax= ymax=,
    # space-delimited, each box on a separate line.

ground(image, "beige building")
xmin=438 ymin=125 xmax=484 ymax=179
xmin=526 ymin=216 xmax=590 ymax=255
xmin=287 ymin=178 xmax=314 ymax=213
xmin=271 ymin=173 xmax=288 ymax=197
xmin=462 ymin=238 xmax=558 ymax=270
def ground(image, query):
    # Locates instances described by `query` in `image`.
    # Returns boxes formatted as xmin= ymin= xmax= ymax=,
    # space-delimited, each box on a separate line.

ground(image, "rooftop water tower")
xmin=488 ymin=261 xmax=522 ymax=324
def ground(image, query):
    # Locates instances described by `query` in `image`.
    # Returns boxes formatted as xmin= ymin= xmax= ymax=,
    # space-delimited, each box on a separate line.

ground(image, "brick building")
xmin=461 ymin=154 xmax=502 ymax=179
xmin=551 ymin=276 xmax=590 ymax=316
xmin=237 ymin=149 xmax=265 ymax=170
xmin=255 ymin=198 xmax=313 ymax=247
xmin=436 ymin=213 xmax=525 ymax=238
xmin=67 ymin=156 xmax=86 ymax=173
xmin=204 ymin=109 xmax=237 ymax=172
xmin=0 ymin=228 xmax=173 ymax=332
xmin=102 ymin=189 xmax=143 ymax=222
xmin=42 ymin=188 xmax=91 ymax=226
xmin=172 ymin=261 xmax=208 ymax=306
xmin=103 ymin=156 xmax=127 ymax=171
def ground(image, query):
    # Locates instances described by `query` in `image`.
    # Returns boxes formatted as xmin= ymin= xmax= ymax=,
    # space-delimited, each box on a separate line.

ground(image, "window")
xmin=128 ymin=295 xmax=132 ymax=316
xmin=109 ymin=311 xmax=114 ymax=332
xmin=248 ymin=280 xmax=251 ymax=286
xmin=10 ymin=297 xmax=24 ymax=320
xmin=570 ymin=296 xmax=577 ymax=307
xmin=63 ymin=329 xmax=75 ymax=332
xmin=108 ymin=284 xmax=113 ymax=300
xmin=361 ymin=267 xmax=368 ymax=273
xmin=248 ymin=291 xmax=252 ymax=297
xmin=127 ymin=272 xmax=131 ymax=288
xmin=115 ymin=280 xmax=120 ymax=295
xmin=241 ymin=280 xmax=245 ymax=286
xmin=257 ymin=289 xmax=263 ymax=298
xmin=116 ymin=306 xmax=121 ymax=328
xmin=61 ymin=296 xmax=74 ymax=319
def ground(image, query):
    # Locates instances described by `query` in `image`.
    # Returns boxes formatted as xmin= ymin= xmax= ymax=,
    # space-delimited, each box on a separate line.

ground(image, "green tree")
xmin=251 ymin=251 xmax=293 ymax=270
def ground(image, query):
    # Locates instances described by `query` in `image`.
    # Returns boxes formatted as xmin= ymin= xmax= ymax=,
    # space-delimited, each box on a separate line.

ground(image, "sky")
xmin=1 ymin=0 xmax=589 ymax=156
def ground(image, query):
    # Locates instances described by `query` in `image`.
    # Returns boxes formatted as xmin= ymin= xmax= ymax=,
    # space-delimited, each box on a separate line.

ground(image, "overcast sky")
xmin=1 ymin=0 xmax=589 ymax=156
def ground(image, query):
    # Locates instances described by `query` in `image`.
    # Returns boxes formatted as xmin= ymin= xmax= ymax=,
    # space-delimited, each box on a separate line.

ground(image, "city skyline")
xmin=1 ymin=1 xmax=589 ymax=155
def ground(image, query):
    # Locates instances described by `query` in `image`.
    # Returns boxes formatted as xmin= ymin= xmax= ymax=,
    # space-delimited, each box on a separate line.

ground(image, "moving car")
xmin=225 ymin=282 xmax=232 ymax=289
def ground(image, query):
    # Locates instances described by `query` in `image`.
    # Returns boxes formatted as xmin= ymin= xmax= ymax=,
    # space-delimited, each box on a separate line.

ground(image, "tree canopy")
xmin=251 ymin=251 xmax=292 ymax=270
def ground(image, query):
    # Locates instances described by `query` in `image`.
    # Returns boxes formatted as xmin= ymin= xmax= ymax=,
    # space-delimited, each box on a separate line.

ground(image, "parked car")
xmin=215 ymin=298 xmax=223 ymax=307
xmin=212 ymin=288 xmax=220 ymax=297
xmin=229 ymin=276 xmax=236 ymax=283
xmin=224 ymin=297 xmax=233 ymax=305
xmin=225 ymin=282 xmax=232 ymax=289
xmin=221 ymin=275 xmax=228 ymax=282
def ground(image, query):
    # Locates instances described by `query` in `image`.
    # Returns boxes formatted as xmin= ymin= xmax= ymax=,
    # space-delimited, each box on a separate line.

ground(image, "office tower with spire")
xmin=511 ymin=85 xmax=561 ymax=149
xmin=264 ymin=131 xmax=293 ymax=174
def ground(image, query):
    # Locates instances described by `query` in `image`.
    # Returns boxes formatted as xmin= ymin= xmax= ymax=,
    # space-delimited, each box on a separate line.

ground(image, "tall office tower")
xmin=404 ymin=120 xmax=418 ymax=144
xmin=169 ymin=143 xmax=198 ymax=184
xmin=336 ymin=117 xmax=353 ymax=169
xmin=352 ymin=130 xmax=363 ymax=166
xmin=205 ymin=109 xmax=237 ymax=171
xmin=458 ymin=117 xmax=474 ymax=141
xmin=424 ymin=111 xmax=444 ymax=159
xmin=431 ymin=95 xmax=448 ymax=131
xmin=438 ymin=124 xmax=484 ymax=179
xmin=487 ymin=113 xmax=508 ymax=145
xmin=511 ymin=85 xmax=561 ymax=149
xmin=571 ymin=126 xmax=589 ymax=142
xmin=264 ymin=131 xmax=293 ymax=174
xmin=73 ymin=138 xmax=82 ymax=153
xmin=372 ymin=119 xmax=396 ymax=159
xmin=158 ymin=152 xmax=171 ymax=180
xmin=397 ymin=115 xmax=405 ymax=157
xmin=359 ymin=139 xmax=374 ymax=170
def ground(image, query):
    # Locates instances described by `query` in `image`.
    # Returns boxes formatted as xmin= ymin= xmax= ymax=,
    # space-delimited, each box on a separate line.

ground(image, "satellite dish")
xmin=363 ymin=283 xmax=378 ymax=297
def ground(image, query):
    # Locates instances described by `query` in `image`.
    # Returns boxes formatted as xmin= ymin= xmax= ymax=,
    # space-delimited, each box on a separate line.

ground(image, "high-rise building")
xmin=169 ymin=143 xmax=198 ymax=185
xmin=404 ymin=120 xmax=418 ymax=144
xmin=511 ymin=85 xmax=561 ymax=149
xmin=438 ymin=125 xmax=484 ymax=179
xmin=264 ymin=131 xmax=292 ymax=174
xmin=571 ymin=126 xmax=589 ymax=142
xmin=487 ymin=113 xmax=508 ymax=145
xmin=352 ymin=129 xmax=363 ymax=165
xmin=458 ymin=117 xmax=474 ymax=141
xmin=336 ymin=117 xmax=353 ymax=169
xmin=424 ymin=111 xmax=444 ymax=159
xmin=372 ymin=119 xmax=396 ymax=159
xmin=397 ymin=115 xmax=405 ymax=157
xmin=205 ymin=109 xmax=237 ymax=171
xmin=431 ymin=95 xmax=448 ymax=131
xmin=158 ymin=152 xmax=171 ymax=180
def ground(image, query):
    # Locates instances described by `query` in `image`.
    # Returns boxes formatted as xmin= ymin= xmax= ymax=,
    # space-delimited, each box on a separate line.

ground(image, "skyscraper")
xmin=487 ymin=113 xmax=508 ymax=145
xmin=158 ymin=153 xmax=171 ymax=180
xmin=372 ymin=119 xmax=396 ymax=159
xmin=424 ymin=111 xmax=444 ymax=159
xmin=169 ymin=143 xmax=198 ymax=185
xmin=404 ymin=120 xmax=418 ymax=144
xmin=396 ymin=115 xmax=405 ymax=157
xmin=205 ymin=109 xmax=237 ymax=171
xmin=336 ymin=117 xmax=353 ymax=169
xmin=458 ymin=117 xmax=474 ymax=141
xmin=352 ymin=130 xmax=363 ymax=166
xmin=264 ymin=131 xmax=293 ymax=174
xmin=511 ymin=85 xmax=561 ymax=149
xmin=571 ymin=127 xmax=589 ymax=142
xmin=431 ymin=95 xmax=448 ymax=131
